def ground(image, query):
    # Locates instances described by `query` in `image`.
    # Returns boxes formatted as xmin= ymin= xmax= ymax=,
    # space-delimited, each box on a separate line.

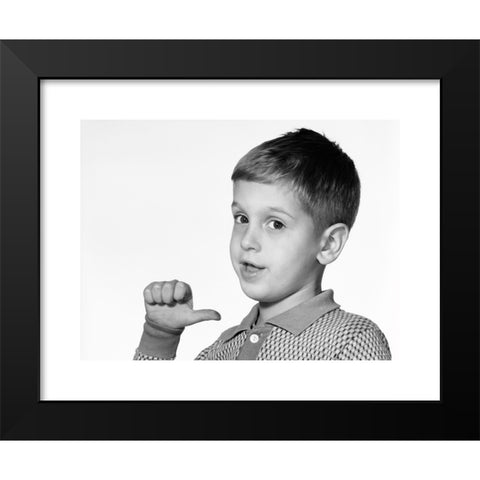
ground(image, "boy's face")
xmin=230 ymin=180 xmax=324 ymax=304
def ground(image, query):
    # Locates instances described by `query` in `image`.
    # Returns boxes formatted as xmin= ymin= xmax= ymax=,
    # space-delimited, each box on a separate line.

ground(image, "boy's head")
xmin=231 ymin=128 xmax=360 ymax=233
xmin=229 ymin=128 xmax=361 ymax=306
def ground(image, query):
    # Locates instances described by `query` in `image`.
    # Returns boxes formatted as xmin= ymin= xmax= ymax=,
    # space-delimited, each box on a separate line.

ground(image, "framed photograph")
xmin=1 ymin=40 xmax=478 ymax=440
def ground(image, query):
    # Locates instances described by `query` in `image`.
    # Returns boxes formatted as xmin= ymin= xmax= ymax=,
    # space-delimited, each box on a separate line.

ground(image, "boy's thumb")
xmin=186 ymin=309 xmax=221 ymax=326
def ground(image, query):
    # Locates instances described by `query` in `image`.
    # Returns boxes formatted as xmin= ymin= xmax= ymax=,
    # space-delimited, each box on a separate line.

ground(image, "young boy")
xmin=134 ymin=128 xmax=391 ymax=361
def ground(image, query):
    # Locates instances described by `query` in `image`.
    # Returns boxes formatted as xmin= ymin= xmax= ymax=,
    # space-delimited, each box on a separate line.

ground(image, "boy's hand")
xmin=143 ymin=280 xmax=221 ymax=330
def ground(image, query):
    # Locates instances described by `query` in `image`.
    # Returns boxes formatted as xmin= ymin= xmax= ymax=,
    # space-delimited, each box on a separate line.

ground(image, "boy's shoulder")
xmin=215 ymin=304 xmax=385 ymax=342
xmin=304 ymin=308 xmax=391 ymax=359
xmin=313 ymin=307 xmax=383 ymax=335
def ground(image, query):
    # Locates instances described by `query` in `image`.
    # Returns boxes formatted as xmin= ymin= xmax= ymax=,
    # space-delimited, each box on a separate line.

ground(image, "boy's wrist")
xmin=137 ymin=316 xmax=185 ymax=358
xmin=144 ymin=315 xmax=185 ymax=335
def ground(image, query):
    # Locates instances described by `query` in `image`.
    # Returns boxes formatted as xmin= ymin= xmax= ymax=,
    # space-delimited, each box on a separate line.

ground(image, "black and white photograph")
xmin=41 ymin=80 xmax=439 ymax=401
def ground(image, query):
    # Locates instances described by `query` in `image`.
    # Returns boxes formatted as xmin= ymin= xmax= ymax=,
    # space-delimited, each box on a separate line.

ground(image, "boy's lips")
xmin=241 ymin=260 xmax=264 ymax=269
xmin=239 ymin=260 xmax=266 ymax=279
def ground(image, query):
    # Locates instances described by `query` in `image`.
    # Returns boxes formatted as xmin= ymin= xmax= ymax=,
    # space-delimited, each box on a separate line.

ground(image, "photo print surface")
xmin=41 ymin=80 xmax=439 ymax=400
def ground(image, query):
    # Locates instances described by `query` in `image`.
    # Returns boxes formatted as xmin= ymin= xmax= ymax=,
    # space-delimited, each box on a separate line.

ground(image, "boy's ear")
xmin=316 ymin=223 xmax=350 ymax=265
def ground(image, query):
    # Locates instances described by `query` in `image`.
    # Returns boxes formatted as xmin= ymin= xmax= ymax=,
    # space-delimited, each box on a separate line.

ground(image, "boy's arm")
xmin=133 ymin=280 xmax=221 ymax=360
xmin=133 ymin=316 xmax=184 ymax=360
xmin=134 ymin=333 xmax=220 ymax=361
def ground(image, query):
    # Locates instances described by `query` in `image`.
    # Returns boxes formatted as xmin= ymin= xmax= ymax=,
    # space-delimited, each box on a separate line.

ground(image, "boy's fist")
xmin=143 ymin=280 xmax=221 ymax=330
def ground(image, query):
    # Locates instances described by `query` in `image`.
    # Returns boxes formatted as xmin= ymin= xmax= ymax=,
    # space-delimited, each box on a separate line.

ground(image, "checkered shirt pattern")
xmin=256 ymin=309 xmax=390 ymax=360
xmin=134 ymin=308 xmax=391 ymax=361
xmin=134 ymin=351 xmax=174 ymax=360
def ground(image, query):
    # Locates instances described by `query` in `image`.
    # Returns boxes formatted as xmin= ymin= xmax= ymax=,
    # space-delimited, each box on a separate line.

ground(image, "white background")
xmin=42 ymin=82 xmax=439 ymax=401
xmin=79 ymin=118 xmax=401 ymax=362
xmin=1 ymin=1 xmax=479 ymax=479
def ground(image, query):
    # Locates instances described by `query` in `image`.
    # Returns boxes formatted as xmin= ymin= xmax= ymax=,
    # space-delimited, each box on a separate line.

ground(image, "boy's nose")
xmin=240 ymin=226 xmax=261 ymax=251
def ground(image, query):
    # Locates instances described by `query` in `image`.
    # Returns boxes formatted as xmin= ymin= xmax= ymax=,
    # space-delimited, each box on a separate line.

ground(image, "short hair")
xmin=231 ymin=128 xmax=361 ymax=232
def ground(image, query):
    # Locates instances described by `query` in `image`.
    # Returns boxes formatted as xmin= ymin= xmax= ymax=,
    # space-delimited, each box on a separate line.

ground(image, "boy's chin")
xmin=239 ymin=283 xmax=278 ymax=303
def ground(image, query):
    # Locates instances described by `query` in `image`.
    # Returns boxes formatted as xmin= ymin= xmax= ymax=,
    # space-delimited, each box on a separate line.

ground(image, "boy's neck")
xmin=256 ymin=282 xmax=323 ymax=327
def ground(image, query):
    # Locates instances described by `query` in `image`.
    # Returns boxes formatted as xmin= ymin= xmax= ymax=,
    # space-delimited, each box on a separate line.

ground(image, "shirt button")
xmin=250 ymin=334 xmax=259 ymax=344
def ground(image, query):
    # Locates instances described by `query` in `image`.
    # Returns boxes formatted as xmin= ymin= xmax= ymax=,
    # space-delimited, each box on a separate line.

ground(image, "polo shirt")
xmin=134 ymin=290 xmax=391 ymax=360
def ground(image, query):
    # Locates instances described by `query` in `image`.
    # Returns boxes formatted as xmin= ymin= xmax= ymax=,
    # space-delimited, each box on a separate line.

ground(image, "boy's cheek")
xmin=228 ymin=242 xmax=237 ymax=263
xmin=229 ymin=234 xmax=242 ymax=257
xmin=229 ymin=246 xmax=240 ymax=274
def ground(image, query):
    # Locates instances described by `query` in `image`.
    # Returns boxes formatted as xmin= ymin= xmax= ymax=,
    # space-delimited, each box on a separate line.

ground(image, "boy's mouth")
xmin=240 ymin=261 xmax=265 ymax=275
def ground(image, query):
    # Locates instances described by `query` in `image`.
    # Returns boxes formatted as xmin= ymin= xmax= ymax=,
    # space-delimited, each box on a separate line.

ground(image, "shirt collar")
xmin=219 ymin=289 xmax=340 ymax=342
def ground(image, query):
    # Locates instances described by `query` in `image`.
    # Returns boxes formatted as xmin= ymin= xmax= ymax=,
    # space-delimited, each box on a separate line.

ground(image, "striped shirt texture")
xmin=134 ymin=290 xmax=391 ymax=361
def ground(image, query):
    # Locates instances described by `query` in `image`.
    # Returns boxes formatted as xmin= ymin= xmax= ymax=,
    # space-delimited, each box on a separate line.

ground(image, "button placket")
xmin=236 ymin=325 xmax=273 ymax=360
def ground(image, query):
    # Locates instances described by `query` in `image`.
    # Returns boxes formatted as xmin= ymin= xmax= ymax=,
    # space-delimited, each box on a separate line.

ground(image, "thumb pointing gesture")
xmin=143 ymin=280 xmax=221 ymax=330
xmin=184 ymin=308 xmax=221 ymax=326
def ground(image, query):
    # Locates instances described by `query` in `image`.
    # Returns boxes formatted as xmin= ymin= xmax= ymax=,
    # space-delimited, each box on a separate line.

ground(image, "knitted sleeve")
xmin=337 ymin=325 xmax=392 ymax=360
xmin=132 ymin=317 xmax=184 ymax=360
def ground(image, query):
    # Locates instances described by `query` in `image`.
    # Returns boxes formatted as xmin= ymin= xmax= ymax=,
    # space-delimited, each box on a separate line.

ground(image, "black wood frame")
xmin=1 ymin=40 xmax=478 ymax=440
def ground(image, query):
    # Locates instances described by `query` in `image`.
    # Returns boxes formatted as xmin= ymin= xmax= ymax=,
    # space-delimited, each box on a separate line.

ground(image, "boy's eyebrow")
xmin=267 ymin=207 xmax=294 ymax=219
xmin=231 ymin=202 xmax=294 ymax=219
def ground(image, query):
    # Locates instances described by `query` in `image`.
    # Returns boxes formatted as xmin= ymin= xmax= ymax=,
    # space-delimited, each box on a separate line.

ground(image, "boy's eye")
xmin=267 ymin=220 xmax=285 ymax=230
xmin=234 ymin=214 xmax=248 ymax=224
